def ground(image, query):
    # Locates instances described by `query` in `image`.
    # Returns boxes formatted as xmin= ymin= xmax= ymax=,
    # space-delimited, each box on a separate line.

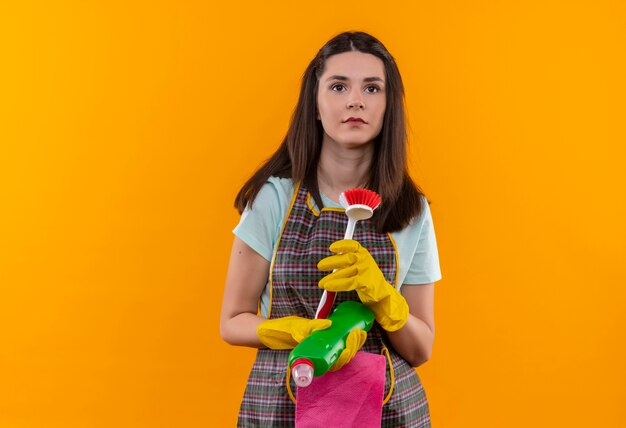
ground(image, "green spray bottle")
xmin=288 ymin=301 xmax=375 ymax=387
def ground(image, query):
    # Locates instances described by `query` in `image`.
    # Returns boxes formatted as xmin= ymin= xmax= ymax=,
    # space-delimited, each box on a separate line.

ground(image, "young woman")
xmin=220 ymin=31 xmax=441 ymax=427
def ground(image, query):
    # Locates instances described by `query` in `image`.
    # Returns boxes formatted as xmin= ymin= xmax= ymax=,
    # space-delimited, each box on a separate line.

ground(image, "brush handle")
xmin=315 ymin=218 xmax=357 ymax=319
xmin=344 ymin=218 xmax=357 ymax=240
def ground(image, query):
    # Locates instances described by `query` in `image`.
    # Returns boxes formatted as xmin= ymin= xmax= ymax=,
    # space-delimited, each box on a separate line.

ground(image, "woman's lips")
xmin=344 ymin=118 xmax=366 ymax=124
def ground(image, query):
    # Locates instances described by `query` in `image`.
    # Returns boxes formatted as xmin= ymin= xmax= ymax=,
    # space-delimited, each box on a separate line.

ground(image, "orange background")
xmin=1 ymin=1 xmax=625 ymax=427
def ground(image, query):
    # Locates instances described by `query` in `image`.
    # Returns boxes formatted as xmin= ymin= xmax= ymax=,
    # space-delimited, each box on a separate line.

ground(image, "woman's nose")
xmin=347 ymin=92 xmax=364 ymax=109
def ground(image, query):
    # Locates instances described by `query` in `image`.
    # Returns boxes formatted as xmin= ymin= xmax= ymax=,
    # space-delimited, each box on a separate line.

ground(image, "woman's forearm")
xmin=220 ymin=237 xmax=271 ymax=349
xmin=220 ymin=312 xmax=265 ymax=348
xmin=385 ymin=314 xmax=434 ymax=367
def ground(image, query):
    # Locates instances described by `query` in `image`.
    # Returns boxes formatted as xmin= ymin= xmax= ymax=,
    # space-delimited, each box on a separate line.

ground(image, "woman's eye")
xmin=365 ymin=85 xmax=380 ymax=93
xmin=331 ymin=84 xmax=346 ymax=91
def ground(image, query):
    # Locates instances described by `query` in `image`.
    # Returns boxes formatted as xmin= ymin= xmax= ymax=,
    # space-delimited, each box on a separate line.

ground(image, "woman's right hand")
xmin=258 ymin=318 xmax=366 ymax=372
xmin=257 ymin=316 xmax=332 ymax=349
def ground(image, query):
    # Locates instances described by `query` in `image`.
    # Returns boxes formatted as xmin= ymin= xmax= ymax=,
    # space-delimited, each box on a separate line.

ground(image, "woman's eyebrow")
xmin=325 ymin=75 xmax=385 ymax=83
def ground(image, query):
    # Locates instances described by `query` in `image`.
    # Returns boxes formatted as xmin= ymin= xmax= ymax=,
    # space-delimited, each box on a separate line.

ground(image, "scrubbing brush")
xmin=315 ymin=188 xmax=382 ymax=319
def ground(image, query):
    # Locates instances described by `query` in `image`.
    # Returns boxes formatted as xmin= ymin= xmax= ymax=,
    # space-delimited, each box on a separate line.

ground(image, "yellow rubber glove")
xmin=257 ymin=316 xmax=332 ymax=350
xmin=328 ymin=328 xmax=367 ymax=372
xmin=318 ymin=239 xmax=409 ymax=332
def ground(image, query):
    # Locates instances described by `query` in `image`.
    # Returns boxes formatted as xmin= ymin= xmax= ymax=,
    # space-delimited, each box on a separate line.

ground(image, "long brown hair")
xmin=234 ymin=31 xmax=425 ymax=233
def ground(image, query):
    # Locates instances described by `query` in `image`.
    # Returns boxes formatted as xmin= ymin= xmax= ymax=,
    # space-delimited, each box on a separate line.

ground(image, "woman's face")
xmin=316 ymin=51 xmax=386 ymax=149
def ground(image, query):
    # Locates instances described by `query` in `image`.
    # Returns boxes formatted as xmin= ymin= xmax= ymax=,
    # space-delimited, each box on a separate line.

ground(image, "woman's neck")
xmin=317 ymin=139 xmax=374 ymax=203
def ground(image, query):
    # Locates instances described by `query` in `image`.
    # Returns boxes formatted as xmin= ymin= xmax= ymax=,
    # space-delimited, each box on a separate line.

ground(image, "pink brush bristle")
xmin=340 ymin=188 xmax=382 ymax=210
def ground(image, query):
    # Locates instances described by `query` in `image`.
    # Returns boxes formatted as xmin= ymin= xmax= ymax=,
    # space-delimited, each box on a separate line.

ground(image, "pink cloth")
xmin=295 ymin=352 xmax=386 ymax=428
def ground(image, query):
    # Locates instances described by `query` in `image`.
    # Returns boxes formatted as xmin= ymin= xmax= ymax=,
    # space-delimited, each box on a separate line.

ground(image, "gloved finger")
xmin=262 ymin=331 xmax=299 ymax=349
xmin=318 ymin=275 xmax=359 ymax=292
xmin=309 ymin=318 xmax=332 ymax=333
xmin=328 ymin=239 xmax=361 ymax=255
xmin=349 ymin=328 xmax=367 ymax=350
xmin=329 ymin=329 xmax=367 ymax=372
xmin=317 ymin=252 xmax=358 ymax=271
xmin=329 ymin=348 xmax=350 ymax=372
xmin=318 ymin=264 xmax=359 ymax=282
xmin=257 ymin=321 xmax=301 ymax=350
xmin=292 ymin=318 xmax=332 ymax=343
xmin=256 ymin=316 xmax=300 ymax=336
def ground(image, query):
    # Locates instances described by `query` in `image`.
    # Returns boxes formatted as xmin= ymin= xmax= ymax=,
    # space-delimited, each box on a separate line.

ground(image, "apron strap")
xmin=286 ymin=365 xmax=297 ymax=404
xmin=381 ymin=346 xmax=395 ymax=405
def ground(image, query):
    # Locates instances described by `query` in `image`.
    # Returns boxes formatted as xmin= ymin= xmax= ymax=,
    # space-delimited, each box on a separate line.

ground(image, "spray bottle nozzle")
xmin=291 ymin=358 xmax=314 ymax=387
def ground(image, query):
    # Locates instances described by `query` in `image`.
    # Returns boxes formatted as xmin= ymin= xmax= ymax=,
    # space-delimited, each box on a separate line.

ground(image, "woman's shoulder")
xmin=414 ymin=194 xmax=433 ymax=225
xmin=251 ymin=176 xmax=296 ymax=212
xmin=391 ymin=195 xmax=434 ymax=237
xmin=263 ymin=176 xmax=296 ymax=199
xmin=266 ymin=176 xmax=296 ymax=194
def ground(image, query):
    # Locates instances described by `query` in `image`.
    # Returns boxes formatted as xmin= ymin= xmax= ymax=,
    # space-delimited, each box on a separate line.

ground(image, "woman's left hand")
xmin=317 ymin=239 xmax=409 ymax=332
xmin=328 ymin=328 xmax=367 ymax=371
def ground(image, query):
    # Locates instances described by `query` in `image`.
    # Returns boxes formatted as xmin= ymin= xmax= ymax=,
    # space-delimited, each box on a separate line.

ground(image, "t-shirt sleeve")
xmin=232 ymin=178 xmax=291 ymax=262
xmin=403 ymin=200 xmax=442 ymax=284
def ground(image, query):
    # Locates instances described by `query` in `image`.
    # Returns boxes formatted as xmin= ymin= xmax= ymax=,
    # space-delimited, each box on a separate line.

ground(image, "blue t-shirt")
xmin=234 ymin=177 xmax=442 ymax=317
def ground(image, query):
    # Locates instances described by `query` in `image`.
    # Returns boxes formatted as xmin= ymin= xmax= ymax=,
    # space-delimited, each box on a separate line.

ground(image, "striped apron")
xmin=237 ymin=183 xmax=431 ymax=427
